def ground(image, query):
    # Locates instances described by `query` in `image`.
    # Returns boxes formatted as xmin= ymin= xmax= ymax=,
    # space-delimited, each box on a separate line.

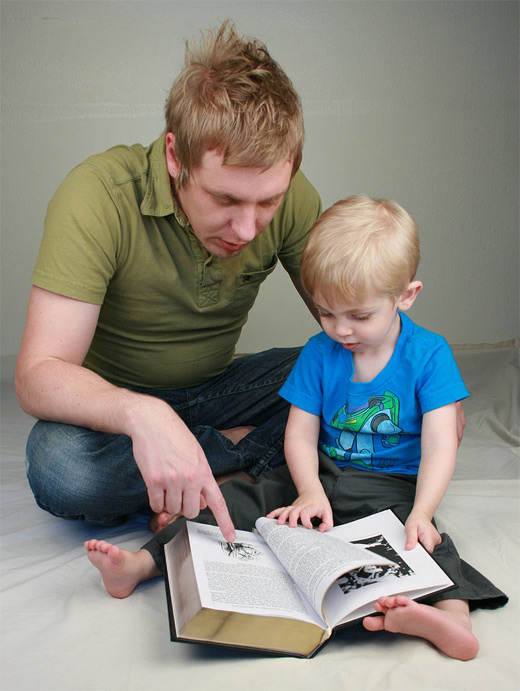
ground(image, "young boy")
xmin=85 ymin=196 xmax=507 ymax=660
xmin=268 ymin=194 xmax=462 ymax=548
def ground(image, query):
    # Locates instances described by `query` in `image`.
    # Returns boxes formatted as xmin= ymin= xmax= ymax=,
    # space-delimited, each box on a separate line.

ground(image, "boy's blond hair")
xmin=164 ymin=21 xmax=304 ymax=188
xmin=301 ymin=195 xmax=420 ymax=304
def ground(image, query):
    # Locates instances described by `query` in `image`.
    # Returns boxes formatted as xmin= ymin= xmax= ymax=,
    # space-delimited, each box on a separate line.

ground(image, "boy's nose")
xmin=335 ymin=319 xmax=353 ymax=337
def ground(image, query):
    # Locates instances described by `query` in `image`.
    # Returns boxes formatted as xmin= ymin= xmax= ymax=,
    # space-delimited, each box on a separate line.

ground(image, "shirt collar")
xmin=140 ymin=135 xmax=190 ymax=227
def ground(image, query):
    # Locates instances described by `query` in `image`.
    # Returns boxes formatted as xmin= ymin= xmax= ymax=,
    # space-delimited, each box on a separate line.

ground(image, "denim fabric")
xmin=25 ymin=347 xmax=300 ymax=525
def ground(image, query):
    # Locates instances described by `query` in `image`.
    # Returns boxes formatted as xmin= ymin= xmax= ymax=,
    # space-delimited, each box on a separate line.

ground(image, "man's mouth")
xmin=218 ymin=239 xmax=247 ymax=253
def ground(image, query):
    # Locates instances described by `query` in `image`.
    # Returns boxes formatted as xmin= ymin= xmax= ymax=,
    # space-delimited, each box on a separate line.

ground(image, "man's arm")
xmin=289 ymin=275 xmax=320 ymax=323
xmin=15 ymin=286 xmax=235 ymax=540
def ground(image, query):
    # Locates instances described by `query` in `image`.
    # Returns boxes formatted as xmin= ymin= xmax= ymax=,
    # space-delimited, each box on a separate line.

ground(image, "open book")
xmin=163 ymin=509 xmax=453 ymax=658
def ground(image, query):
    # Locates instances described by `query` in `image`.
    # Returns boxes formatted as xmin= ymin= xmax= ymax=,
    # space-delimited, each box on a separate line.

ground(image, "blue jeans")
xmin=25 ymin=347 xmax=300 ymax=525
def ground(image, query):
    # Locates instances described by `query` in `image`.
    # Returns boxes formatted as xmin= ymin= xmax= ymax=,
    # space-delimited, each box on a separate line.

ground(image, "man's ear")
xmin=398 ymin=280 xmax=423 ymax=312
xmin=165 ymin=132 xmax=180 ymax=179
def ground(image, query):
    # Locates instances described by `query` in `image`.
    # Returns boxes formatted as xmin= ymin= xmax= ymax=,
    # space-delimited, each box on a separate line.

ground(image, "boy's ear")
xmin=398 ymin=280 xmax=423 ymax=312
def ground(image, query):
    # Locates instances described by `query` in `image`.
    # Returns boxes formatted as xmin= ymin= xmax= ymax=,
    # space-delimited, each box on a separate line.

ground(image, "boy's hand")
xmin=267 ymin=489 xmax=333 ymax=532
xmin=404 ymin=509 xmax=442 ymax=553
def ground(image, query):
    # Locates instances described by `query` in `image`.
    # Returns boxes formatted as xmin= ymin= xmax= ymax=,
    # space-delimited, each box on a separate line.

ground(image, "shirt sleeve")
xmin=416 ymin=338 xmax=470 ymax=414
xmin=279 ymin=336 xmax=324 ymax=416
xmin=31 ymin=162 xmax=122 ymax=304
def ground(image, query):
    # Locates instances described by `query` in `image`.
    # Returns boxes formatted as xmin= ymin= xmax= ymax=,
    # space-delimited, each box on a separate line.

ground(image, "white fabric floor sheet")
xmin=1 ymin=344 xmax=519 ymax=691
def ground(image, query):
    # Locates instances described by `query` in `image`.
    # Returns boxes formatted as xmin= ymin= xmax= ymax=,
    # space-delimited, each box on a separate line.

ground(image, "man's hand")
xmin=125 ymin=395 xmax=236 ymax=542
xmin=16 ymin=288 xmax=236 ymax=542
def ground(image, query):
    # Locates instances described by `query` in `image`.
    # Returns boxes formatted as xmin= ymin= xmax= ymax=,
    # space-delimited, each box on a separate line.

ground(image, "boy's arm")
xmin=405 ymin=402 xmax=459 ymax=552
xmin=267 ymin=405 xmax=333 ymax=531
xmin=455 ymin=400 xmax=466 ymax=445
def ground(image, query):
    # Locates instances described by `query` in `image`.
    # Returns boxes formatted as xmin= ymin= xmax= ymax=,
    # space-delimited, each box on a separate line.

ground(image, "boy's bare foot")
xmin=362 ymin=595 xmax=479 ymax=661
xmin=84 ymin=539 xmax=159 ymax=598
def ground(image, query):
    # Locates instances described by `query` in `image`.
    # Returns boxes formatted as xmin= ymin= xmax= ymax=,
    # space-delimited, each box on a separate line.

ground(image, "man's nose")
xmin=233 ymin=205 xmax=258 ymax=242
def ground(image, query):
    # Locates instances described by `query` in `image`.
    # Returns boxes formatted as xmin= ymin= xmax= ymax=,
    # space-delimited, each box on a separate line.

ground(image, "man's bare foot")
xmin=362 ymin=595 xmax=479 ymax=661
xmin=149 ymin=511 xmax=180 ymax=533
xmin=216 ymin=470 xmax=256 ymax=486
xmin=220 ymin=425 xmax=256 ymax=445
xmin=84 ymin=540 xmax=159 ymax=598
xmin=217 ymin=426 xmax=257 ymax=485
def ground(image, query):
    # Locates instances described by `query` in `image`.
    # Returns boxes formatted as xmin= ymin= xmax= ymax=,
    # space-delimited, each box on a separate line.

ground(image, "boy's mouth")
xmin=342 ymin=342 xmax=359 ymax=351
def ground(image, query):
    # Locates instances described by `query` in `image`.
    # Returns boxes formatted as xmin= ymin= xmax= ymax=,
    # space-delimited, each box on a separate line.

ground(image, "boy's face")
xmin=165 ymin=133 xmax=292 ymax=258
xmin=313 ymin=293 xmax=404 ymax=355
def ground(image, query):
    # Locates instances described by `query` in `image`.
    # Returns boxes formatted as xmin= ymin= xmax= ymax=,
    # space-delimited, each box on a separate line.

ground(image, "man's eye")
xmin=260 ymin=198 xmax=281 ymax=208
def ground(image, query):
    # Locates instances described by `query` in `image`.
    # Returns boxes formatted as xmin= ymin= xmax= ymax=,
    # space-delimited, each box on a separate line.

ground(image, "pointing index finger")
xmin=202 ymin=482 xmax=236 ymax=543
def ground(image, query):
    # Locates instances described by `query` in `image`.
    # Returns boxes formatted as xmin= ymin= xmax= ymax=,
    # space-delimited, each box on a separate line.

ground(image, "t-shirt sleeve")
xmin=31 ymin=163 xmax=122 ymax=304
xmin=279 ymin=337 xmax=324 ymax=416
xmin=416 ymin=338 xmax=470 ymax=414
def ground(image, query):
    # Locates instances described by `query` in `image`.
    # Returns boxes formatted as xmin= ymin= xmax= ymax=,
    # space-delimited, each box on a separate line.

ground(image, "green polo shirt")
xmin=32 ymin=136 xmax=322 ymax=389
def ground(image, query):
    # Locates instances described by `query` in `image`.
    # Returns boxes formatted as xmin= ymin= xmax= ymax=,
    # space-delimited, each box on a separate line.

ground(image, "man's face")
xmin=166 ymin=135 xmax=293 ymax=257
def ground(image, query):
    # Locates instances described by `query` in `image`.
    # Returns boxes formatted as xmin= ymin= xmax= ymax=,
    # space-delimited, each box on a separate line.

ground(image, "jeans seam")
xmin=189 ymin=374 xmax=293 ymax=405
xmin=247 ymin=435 xmax=285 ymax=477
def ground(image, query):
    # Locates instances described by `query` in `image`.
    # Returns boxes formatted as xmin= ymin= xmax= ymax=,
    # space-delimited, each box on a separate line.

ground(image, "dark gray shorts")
xmin=144 ymin=452 xmax=508 ymax=611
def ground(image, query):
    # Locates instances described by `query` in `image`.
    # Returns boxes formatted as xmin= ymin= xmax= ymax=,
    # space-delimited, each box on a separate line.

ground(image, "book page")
xmin=186 ymin=522 xmax=326 ymax=629
xmin=256 ymin=518 xmax=396 ymax=616
xmin=321 ymin=510 xmax=454 ymax=627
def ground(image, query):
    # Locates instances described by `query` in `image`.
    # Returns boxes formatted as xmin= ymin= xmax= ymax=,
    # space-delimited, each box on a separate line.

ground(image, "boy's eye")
xmin=354 ymin=314 xmax=370 ymax=321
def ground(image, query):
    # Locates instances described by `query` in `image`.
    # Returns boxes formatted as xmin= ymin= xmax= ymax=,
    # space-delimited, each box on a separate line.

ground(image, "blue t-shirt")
xmin=279 ymin=313 xmax=469 ymax=475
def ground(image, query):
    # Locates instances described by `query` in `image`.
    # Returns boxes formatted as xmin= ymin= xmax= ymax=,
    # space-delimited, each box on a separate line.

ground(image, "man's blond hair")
xmin=165 ymin=21 xmax=304 ymax=187
xmin=301 ymin=196 xmax=420 ymax=304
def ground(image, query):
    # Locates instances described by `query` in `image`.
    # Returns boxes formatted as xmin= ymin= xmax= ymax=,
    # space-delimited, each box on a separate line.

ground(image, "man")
xmin=15 ymin=22 xmax=322 ymax=541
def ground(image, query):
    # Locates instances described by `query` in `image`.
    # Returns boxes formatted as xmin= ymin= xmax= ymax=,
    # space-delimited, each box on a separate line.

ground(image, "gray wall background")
xmin=1 ymin=0 xmax=518 ymax=374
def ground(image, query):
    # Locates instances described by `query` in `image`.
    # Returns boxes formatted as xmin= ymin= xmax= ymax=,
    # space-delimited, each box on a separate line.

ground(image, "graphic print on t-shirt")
xmin=320 ymin=391 xmax=402 ymax=470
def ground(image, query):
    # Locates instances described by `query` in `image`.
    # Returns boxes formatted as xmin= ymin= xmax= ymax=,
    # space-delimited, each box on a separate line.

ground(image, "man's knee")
xmin=25 ymin=420 xmax=145 ymax=524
